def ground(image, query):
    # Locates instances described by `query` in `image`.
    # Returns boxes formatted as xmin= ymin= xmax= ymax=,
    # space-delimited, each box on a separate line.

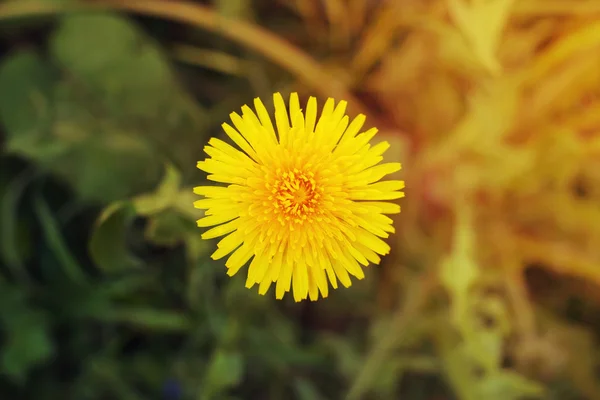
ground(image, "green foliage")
xmin=202 ymin=350 xmax=244 ymax=398
xmin=0 ymin=162 xmax=36 ymax=277
xmin=89 ymin=201 xmax=141 ymax=273
xmin=0 ymin=285 xmax=54 ymax=383
xmin=34 ymin=195 xmax=87 ymax=284
xmin=438 ymin=205 xmax=544 ymax=400
xmin=0 ymin=50 xmax=53 ymax=142
xmin=0 ymin=13 xmax=209 ymax=203
xmin=50 ymin=13 xmax=178 ymax=120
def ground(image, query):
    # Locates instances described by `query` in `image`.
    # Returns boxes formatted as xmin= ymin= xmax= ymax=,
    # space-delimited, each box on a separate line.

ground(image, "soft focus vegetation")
xmin=1 ymin=0 xmax=600 ymax=399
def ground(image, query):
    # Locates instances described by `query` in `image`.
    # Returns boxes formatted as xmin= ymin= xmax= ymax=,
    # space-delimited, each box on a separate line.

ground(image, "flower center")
xmin=271 ymin=168 xmax=322 ymax=224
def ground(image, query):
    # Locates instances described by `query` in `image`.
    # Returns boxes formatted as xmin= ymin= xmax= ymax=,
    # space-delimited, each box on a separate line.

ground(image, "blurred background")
xmin=1 ymin=0 xmax=600 ymax=399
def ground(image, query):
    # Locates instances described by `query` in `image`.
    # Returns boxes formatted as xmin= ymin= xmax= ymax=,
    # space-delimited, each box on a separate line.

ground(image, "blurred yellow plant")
xmin=447 ymin=0 xmax=516 ymax=74
xmin=280 ymin=0 xmax=600 ymax=398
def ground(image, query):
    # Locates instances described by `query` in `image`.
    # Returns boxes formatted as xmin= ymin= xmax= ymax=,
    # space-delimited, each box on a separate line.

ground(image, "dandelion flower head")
xmin=194 ymin=92 xmax=405 ymax=302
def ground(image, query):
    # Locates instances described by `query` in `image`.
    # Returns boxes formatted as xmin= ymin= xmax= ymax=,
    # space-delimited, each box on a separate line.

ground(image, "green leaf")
xmin=52 ymin=129 xmax=162 ymax=202
xmin=294 ymin=378 xmax=325 ymax=400
xmin=133 ymin=163 xmax=182 ymax=216
xmin=0 ymin=49 xmax=53 ymax=143
xmin=98 ymin=307 xmax=190 ymax=332
xmin=479 ymin=371 xmax=545 ymax=400
xmin=2 ymin=314 xmax=54 ymax=383
xmin=174 ymin=188 xmax=205 ymax=220
xmin=34 ymin=195 xmax=86 ymax=284
xmin=49 ymin=12 xmax=209 ymax=175
xmin=437 ymin=337 xmax=479 ymax=400
xmin=89 ymin=201 xmax=141 ymax=273
xmin=144 ymin=211 xmax=192 ymax=247
xmin=50 ymin=13 xmax=173 ymax=116
xmin=463 ymin=329 xmax=503 ymax=372
xmin=0 ymin=167 xmax=37 ymax=280
xmin=0 ymin=50 xmax=70 ymax=165
xmin=202 ymin=350 xmax=244 ymax=398
xmin=89 ymin=163 xmax=193 ymax=271
xmin=439 ymin=204 xmax=479 ymax=326
xmin=0 ymin=286 xmax=54 ymax=383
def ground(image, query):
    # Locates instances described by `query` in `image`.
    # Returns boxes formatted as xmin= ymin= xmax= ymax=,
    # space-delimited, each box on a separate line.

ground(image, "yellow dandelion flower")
xmin=193 ymin=92 xmax=405 ymax=302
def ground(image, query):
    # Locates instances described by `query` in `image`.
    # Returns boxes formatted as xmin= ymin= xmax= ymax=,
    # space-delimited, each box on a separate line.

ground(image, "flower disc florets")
xmin=270 ymin=168 xmax=322 ymax=225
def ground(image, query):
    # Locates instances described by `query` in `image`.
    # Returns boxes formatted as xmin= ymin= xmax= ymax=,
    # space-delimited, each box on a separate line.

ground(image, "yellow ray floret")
xmin=193 ymin=92 xmax=405 ymax=302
